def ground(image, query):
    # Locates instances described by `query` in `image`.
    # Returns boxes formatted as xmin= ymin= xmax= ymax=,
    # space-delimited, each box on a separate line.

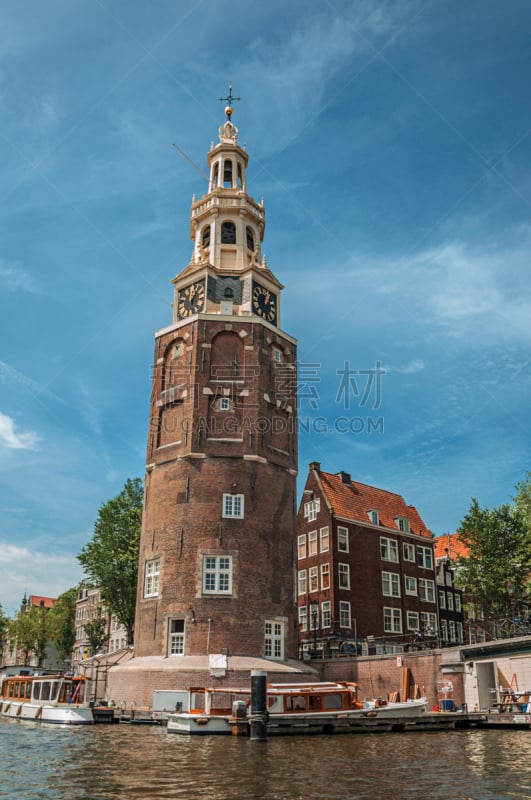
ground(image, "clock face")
xmin=178 ymin=281 xmax=205 ymax=319
xmin=252 ymin=283 xmax=277 ymax=324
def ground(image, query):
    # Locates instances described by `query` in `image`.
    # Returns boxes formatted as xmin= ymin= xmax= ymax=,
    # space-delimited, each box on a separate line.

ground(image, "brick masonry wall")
xmin=322 ymin=651 xmax=464 ymax=711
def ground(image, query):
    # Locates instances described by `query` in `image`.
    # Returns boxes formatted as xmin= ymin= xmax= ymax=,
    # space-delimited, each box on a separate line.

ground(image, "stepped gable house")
xmin=297 ymin=462 xmax=441 ymax=656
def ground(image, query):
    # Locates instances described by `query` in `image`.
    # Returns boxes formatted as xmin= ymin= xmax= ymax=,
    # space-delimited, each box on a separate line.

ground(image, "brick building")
xmin=73 ymin=587 xmax=128 ymax=668
xmin=297 ymin=463 xmax=447 ymax=656
xmin=108 ymin=95 xmax=313 ymax=706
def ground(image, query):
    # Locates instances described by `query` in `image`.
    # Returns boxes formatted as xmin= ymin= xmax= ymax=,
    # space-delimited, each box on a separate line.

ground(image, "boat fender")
xmin=16 ymin=704 xmax=23 ymax=716
xmin=35 ymin=706 xmax=43 ymax=719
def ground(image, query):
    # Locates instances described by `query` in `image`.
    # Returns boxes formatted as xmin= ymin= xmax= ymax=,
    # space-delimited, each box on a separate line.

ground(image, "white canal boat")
xmin=166 ymin=681 xmax=427 ymax=735
xmin=0 ymin=673 xmax=94 ymax=725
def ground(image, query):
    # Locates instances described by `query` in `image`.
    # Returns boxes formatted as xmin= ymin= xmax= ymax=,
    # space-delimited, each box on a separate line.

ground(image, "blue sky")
xmin=1 ymin=0 xmax=530 ymax=616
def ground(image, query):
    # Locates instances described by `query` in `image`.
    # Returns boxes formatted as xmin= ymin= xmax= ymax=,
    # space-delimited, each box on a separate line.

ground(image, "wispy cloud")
xmin=0 ymin=412 xmax=39 ymax=450
xmin=0 ymin=542 xmax=85 ymax=615
xmin=0 ymin=259 xmax=38 ymax=293
xmin=388 ymin=359 xmax=425 ymax=374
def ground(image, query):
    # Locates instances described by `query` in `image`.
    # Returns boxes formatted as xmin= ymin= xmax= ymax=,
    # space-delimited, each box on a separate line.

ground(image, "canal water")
xmin=1 ymin=719 xmax=529 ymax=800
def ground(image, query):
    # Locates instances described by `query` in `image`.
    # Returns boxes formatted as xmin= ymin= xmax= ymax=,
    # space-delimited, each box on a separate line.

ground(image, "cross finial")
xmin=219 ymin=82 xmax=240 ymax=119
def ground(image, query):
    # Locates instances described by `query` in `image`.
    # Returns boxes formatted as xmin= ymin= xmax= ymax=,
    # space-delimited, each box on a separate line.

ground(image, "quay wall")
xmin=320 ymin=649 xmax=465 ymax=711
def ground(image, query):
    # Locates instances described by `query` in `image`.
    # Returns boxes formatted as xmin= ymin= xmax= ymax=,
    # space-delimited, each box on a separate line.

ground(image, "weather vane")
xmin=219 ymin=82 xmax=240 ymax=119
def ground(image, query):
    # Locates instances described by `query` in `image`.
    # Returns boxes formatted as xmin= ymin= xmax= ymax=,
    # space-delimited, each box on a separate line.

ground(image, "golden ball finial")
xmin=225 ymin=105 xmax=233 ymax=118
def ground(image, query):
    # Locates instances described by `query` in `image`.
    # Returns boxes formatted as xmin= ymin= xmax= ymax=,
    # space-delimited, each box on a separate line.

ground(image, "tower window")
xmin=223 ymin=159 xmax=233 ymax=187
xmin=237 ymin=163 xmax=243 ymax=188
xmin=246 ymin=226 xmax=254 ymax=250
xmin=203 ymin=556 xmax=232 ymax=594
xmin=144 ymin=558 xmax=161 ymax=597
xmin=168 ymin=618 xmax=185 ymax=656
xmin=221 ymin=221 xmax=236 ymax=244
xmin=201 ymin=225 xmax=211 ymax=248
xmin=222 ymin=493 xmax=244 ymax=518
xmin=212 ymin=163 xmax=219 ymax=187
xmin=264 ymin=620 xmax=284 ymax=660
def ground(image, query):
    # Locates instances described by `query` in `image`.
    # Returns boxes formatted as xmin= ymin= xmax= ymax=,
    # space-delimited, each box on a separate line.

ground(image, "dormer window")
xmin=368 ymin=509 xmax=379 ymax=526
xmin=395 ymin=517 xmax=410 ymax=533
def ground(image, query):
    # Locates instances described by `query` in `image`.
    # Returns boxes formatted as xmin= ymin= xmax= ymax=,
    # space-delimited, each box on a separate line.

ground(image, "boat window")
xmin=50 ymin=681 xmax=60 ymax=702
xmin=323 ymin=694 xmax=343 ymax=710
xmin=287 ymin=695 xmax=307 ymax=712
xmin=41 ymin=682 xmax=51 ymax=701
xmin=32 ymin=682 xmax=41 ymax=700
xmin=308 ymin=695 xmax=322 ymax=711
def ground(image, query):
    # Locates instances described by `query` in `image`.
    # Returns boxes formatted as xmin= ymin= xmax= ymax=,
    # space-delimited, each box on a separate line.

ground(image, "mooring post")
xmin=249 ymin=669 xmax=267 ymax=741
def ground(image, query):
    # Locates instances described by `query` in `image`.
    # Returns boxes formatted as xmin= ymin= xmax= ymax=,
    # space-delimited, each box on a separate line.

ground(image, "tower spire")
xmin=219 ymin=82 xmax=240 ymax=119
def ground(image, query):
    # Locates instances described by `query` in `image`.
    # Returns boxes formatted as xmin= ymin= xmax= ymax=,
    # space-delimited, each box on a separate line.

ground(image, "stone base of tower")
xmin=105 ymin=655 xmax=318 ymax=709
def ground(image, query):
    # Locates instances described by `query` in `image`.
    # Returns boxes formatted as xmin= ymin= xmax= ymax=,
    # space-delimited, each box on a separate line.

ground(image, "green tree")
xmin=48 ymin=587 xmax=78 ymax=663
xmin=456 ymin=498 xmax=530 ymax=629
xmin=84 ymin=614 xmax=109 ymax=655
xmin=0 ymin=603 xmax=9 ymax=652
xmin=9 ymin=605 xmax=50 ymax=667
xmin=78 ymin=478 xmax=143 ymax=645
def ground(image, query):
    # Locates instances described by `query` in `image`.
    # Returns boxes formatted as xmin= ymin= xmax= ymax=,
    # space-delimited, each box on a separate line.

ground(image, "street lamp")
xmin=310 ymin=600 xmax=318 ymax=652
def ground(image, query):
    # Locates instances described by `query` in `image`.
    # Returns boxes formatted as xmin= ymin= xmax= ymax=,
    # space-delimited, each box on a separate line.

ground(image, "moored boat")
xmin=166 ymin=681 xmax=427 ymax=735
xmin=0 ymin=673 xmax=94 ymax=725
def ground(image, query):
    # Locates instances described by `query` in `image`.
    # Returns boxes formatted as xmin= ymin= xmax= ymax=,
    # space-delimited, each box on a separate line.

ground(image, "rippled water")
xmin=1 ymin=717 xmax=530 ymax=800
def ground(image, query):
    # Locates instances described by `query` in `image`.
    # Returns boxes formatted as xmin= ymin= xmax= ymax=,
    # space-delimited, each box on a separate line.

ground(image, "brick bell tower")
xmin=133 ymin=95 xmax=300 ymax=670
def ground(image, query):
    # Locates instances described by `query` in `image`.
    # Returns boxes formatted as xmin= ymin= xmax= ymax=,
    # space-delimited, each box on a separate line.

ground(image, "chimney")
xmin=309 ymin=461 xmax=321 ymax=472
xmin=338 ymin=471 xmax=351 ymax=484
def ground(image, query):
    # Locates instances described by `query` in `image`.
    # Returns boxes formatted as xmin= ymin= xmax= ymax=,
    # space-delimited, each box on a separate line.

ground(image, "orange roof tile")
xmin=434 ymin=532 xmax=469 ymax=561
xmin=318 ymin=470 xmax=432 ymax=539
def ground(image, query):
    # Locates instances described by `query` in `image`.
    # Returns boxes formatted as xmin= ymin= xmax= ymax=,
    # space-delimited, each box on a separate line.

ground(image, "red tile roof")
xmin=317 ymin=470 xmax=432 ymax=539
xmin=434 ymin=532 xmax=469 ymax=561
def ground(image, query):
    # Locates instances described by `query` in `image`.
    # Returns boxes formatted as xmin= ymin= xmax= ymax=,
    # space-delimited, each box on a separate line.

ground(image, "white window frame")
xmin=417 ymin=545 xmax=434 ymax=570
xmin=380 ymin=537 xmax=398 ymax=563
xmin=298 ymin=605 xmax=308 ymax=632
xmin=419 ymin=578 xmax=435 ymax=603
xmin=320 ymin=562 xmax=330 ymax=590
xmin=222 ymin=493 xmax=244 ymax=519
xmin=395 ymin=517 xmax=410 ymax=533
xmin=339 ymin=601 xmax=351 ymax=628
xmin=405 ymin=576 xmax=417 ymax=595
xmin=264 ymin=620 xmax=284 ymax=660
xmin=407 ymin=611 xmax=420 ymax=631
xmin=297 ymin=534 xmax=307 ymax=560
xmin=447 ymin=593 xmax=454 ymax=611
xmin=440 ymin=619 xmax=448 ymax=641
xmin=384 ymin=607 xmax=402 ymax=633
xmin=320 ymin=526 xmax=329 ymax=552
xmin=455 ymin=595 xmax=462 ymax=612
xmin=144 ymin=558 xmax=161 ymax=597
xmin=321 ymin=601 xmax=331 ymax=629
xmin=382 ymin=571 xmax=401 ymax=598
xmin=309 ymin=604 xmax=319 ymax=630
xmin=438 ymin=590 xmax=446 ymax=609
xmin=219 ymin=397 xmax=231 ymax=411
xmin=304 ymin=498 xmax=320 ymax=521
xmin=368 ymin=509 xmax=379 ymax=525
xmin=203 ymin=555 xmax=232 ymax=594
xmin=421 ymin=612 xmax=437 ymax=636
xmin=297 ymin=569 xmax=307 ymax=595
xmin=309 ymin=565 xmax=318 ymax=592
xmin=338 ymin=563 xmax=350 ymax=590
xmin=337 ymin=526 xmax=349 ymax=553
xmin=403 ymin=542 xmax=415 ymax=562
xmin=168 ymin=618 xmax=185 ymax=656
xmin=308 ymin=530 xmax=318 ymax=556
